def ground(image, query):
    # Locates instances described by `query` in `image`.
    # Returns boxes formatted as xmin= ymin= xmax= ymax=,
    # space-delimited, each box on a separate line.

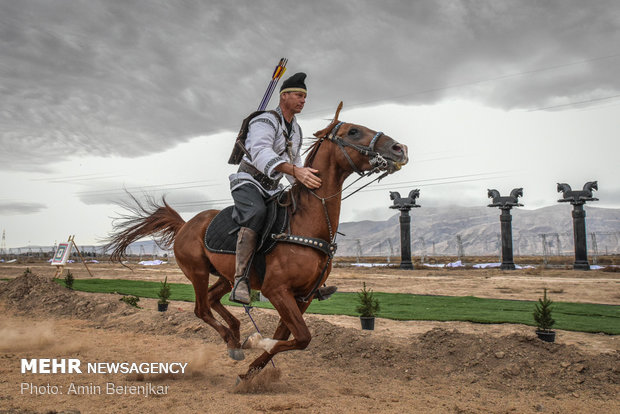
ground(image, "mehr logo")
xmin=21 ymin=359 xmax=82 ymax=374
xmin=21 ymin=358 xmax=189 ymax=374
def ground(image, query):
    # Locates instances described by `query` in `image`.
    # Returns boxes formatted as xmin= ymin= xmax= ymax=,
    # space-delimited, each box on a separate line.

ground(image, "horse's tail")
xmin=104 ymin=194 xmax=185 ymax=263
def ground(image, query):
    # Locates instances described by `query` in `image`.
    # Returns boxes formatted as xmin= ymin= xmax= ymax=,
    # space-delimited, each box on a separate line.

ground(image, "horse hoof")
xmin=228 ymin=348 xmax=245 ymax=361
xmin=242 ymin=332 xmax=262 ymax=349
xmin=235 ymin=375 xmax=242 ymax=386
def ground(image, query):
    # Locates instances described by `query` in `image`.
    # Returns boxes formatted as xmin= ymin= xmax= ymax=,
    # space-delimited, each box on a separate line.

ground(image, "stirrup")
xmin=230 ymin=277 xmax=251 ymax=305
xmin=315 ymin=285 xmax=338 ymax=301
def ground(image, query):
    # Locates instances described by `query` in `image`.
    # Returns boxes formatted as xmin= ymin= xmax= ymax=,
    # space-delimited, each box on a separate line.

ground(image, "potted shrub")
xmin=533 ymin=288 xmax=556 ymax=342
xmin=157 ymin=276 xmax=171 ymax=312
xmin=356 ymin=282 xmax=380 ymax=330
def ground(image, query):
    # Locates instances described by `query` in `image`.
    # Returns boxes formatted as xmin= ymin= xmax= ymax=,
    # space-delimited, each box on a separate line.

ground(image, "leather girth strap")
xmin=272 ymin=233 xmax=336 ymax=258
xmin=271 ymin=233 xmax=337 ymax=303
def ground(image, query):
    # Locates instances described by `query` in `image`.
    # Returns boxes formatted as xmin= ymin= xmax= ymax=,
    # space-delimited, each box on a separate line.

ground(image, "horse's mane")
xmin=288 ymin=102 xmax=344 ymax=212
xmin=289 ymin=137 xmax=323 ymax=210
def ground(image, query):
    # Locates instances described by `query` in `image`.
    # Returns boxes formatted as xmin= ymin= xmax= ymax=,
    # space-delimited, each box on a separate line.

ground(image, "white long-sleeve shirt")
xmin=229 ymin=106 xmax=303 ymax=196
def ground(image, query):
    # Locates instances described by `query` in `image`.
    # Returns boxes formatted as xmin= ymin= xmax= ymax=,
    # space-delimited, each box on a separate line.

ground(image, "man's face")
xmin=281 ymin=91 xmax=306 ymax=114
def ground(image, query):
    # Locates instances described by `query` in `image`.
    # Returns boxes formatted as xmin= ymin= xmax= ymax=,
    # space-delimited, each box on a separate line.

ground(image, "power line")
xmin=76 ymin=180 xmax=220 ymax=196
xmin=30 ymin=172 xmax=124 ymax=182
xmin=527 ymin=94 xmax=620 ymax=112
xmin=342 ymin=170 xmax=513 ymax=195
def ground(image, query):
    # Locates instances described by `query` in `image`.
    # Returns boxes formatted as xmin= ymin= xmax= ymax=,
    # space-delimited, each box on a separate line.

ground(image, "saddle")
xmin=204 ymin=200 xmax=288 ymax=256
xmin=203 ymin=193 xmax=337 ymax=290
xmin=204 ymin=199 xmax=288 ymax=282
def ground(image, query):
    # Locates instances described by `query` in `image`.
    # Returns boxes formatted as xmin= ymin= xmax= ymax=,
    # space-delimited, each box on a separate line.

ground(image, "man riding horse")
xmin=228 ymin=72 xmax=336 ymax=304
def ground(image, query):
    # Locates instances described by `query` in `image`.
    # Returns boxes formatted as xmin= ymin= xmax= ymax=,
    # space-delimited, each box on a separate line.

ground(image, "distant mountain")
xmin=336 ymin=205 xmax=620 ymax=257
xmin=7 ymin=205 xmax=619 ymax=259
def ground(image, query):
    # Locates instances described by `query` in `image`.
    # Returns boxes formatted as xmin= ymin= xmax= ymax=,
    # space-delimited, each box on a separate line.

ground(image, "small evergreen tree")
xmin=356 ymin=282 xmax=380 ymax=317
xmin=533 ymin=288 xmax=555 ymax=332
xmin=120 ymin=295 xmax=141 ymax=308
xmin=157 ymin=276 xmax=171 ymax=305
xmin=64 ymin=270 xmax=74 ymax=289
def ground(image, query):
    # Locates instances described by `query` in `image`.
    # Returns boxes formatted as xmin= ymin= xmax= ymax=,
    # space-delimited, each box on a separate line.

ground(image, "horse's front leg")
xmin=238 ymin=299 xmax=312 ymax=380
xmin=239 ymin=289 xmax=312 ymax=378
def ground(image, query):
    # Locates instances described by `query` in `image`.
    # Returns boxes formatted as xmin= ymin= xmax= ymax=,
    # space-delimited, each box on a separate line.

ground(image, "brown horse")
xmin=105 ymin=104 xmax=409 ymax=380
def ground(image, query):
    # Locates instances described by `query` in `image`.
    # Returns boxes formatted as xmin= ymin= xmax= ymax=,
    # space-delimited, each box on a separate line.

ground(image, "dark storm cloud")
xmin=0 ymin=201 xmax=46 ymax=215
xmin=2 ymin=0 xmax=619 ymax=170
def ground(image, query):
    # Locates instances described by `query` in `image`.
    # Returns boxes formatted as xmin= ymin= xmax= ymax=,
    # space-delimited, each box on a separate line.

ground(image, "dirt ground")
xmin=0 ymin=262 xmax=618 ymax=413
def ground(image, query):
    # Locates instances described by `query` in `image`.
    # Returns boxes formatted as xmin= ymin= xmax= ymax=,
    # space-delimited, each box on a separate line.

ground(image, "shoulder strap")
xmin=228 ymin=110 xmax=283 ymax=165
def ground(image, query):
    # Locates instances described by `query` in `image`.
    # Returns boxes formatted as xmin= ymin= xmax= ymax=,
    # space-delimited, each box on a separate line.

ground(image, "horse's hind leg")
xmin=186 ymin=270 xmax=244 ymax=360
xmin=208 ymin=277 xmax=241 ymax=343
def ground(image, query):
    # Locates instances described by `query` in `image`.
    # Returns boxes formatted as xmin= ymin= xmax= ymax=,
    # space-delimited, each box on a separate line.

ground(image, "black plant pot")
xmin=536 ymin=330 xmax=556 ymax=343
xmin=360 ymin=316 xmax=375 ymax=330
xmin=158 ymin=303 xmax=169 ymax=312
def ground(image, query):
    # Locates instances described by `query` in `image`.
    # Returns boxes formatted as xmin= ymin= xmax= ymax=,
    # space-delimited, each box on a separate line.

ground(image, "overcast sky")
xmin=1 ymin=0 xmax=620 ymax=248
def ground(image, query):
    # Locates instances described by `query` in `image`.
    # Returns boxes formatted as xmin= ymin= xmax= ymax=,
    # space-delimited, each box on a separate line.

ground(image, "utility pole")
xmin=590 ymin=233 xmax=599 ymax=265
xmin=355 ymin=239 xmax=362 ymax=263
xmin=0 ymin=230 xmax=6 ymax=258
xmin=540 ymin=234 xmax=549 ymax=267
xmin=456 ymin=235 xmax=464 ymax=262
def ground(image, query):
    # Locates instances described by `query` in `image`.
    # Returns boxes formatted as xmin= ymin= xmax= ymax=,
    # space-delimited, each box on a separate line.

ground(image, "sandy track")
xmin=0 ymin=265 xmax=618 ymax=413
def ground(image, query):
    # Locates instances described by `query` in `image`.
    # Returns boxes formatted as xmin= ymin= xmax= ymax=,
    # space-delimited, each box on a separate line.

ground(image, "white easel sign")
xmin=51 ymin=242 xmax=72 ymax=266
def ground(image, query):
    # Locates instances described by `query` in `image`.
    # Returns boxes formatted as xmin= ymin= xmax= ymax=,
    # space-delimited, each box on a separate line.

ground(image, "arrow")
xmin=257 ymin=58 xmax=288 ymax=111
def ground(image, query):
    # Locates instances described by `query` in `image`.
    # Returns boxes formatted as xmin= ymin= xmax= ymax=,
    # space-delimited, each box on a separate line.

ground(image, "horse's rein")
xmin=290 ymin=118 xmax=394 ymax=302
xmin=307 ymin=120 xmax=391 ymax=203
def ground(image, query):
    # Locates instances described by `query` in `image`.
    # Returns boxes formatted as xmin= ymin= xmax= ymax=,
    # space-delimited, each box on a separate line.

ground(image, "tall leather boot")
xmin=229 ymin=227 xmax=258 ymax=305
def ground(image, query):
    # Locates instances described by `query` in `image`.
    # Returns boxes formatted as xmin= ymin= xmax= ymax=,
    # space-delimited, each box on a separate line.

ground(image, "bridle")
xmin=308 ymin=121 xmax=395 ymax=252
xmin=291 ymin=120 xmax=397 ymax=303
xmin=324 ymin=121 xmax=390 ymax=176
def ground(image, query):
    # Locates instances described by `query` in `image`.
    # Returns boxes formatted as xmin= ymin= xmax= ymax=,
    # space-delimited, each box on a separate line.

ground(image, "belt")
xmin=238 ymin=161 xmax=280 ymax=191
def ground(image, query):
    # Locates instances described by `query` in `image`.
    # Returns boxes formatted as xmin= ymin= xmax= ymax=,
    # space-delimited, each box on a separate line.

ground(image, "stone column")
xmin=499 ymin=208 xmax=516 ymax=270
xmin=571 ymin=203 xmax=590 ymax=270
xmin=389 ymin=190 xmax=420 ymax=270
xmin=398 ymin=210 xmax=413 ymax=270
xmin=487 ymin=188 xmax=523 ymax=270
xmin=557 ymin=181 xmax=598 ymax=271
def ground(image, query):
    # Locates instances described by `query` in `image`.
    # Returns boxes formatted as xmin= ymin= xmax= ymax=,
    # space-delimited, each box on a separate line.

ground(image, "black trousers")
xmin=231 ymin=184 xmax=268 ymax=233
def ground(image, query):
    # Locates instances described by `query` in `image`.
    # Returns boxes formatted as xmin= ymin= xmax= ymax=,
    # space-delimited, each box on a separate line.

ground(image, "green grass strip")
xmin=53 ymin=278 xmax=620 ymax=334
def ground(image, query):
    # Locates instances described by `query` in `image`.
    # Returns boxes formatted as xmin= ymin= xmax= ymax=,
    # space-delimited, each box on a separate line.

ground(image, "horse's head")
xmin=487 ymin=189 xmax=500 ymax=200
xmin=510 ymin=188 xmax=523 ymax=199
xmin=313 ymin=102 xmax=409 ymax=175
xmin=389 ymin=191 xmax=400 ymax=200
xmin=557 ymin=183 xmax=571 ymax=195
xmin=583 ymin=181 xmax=598 ymax=192
xmin=408 ymin=189 xmax=420 ymax=201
